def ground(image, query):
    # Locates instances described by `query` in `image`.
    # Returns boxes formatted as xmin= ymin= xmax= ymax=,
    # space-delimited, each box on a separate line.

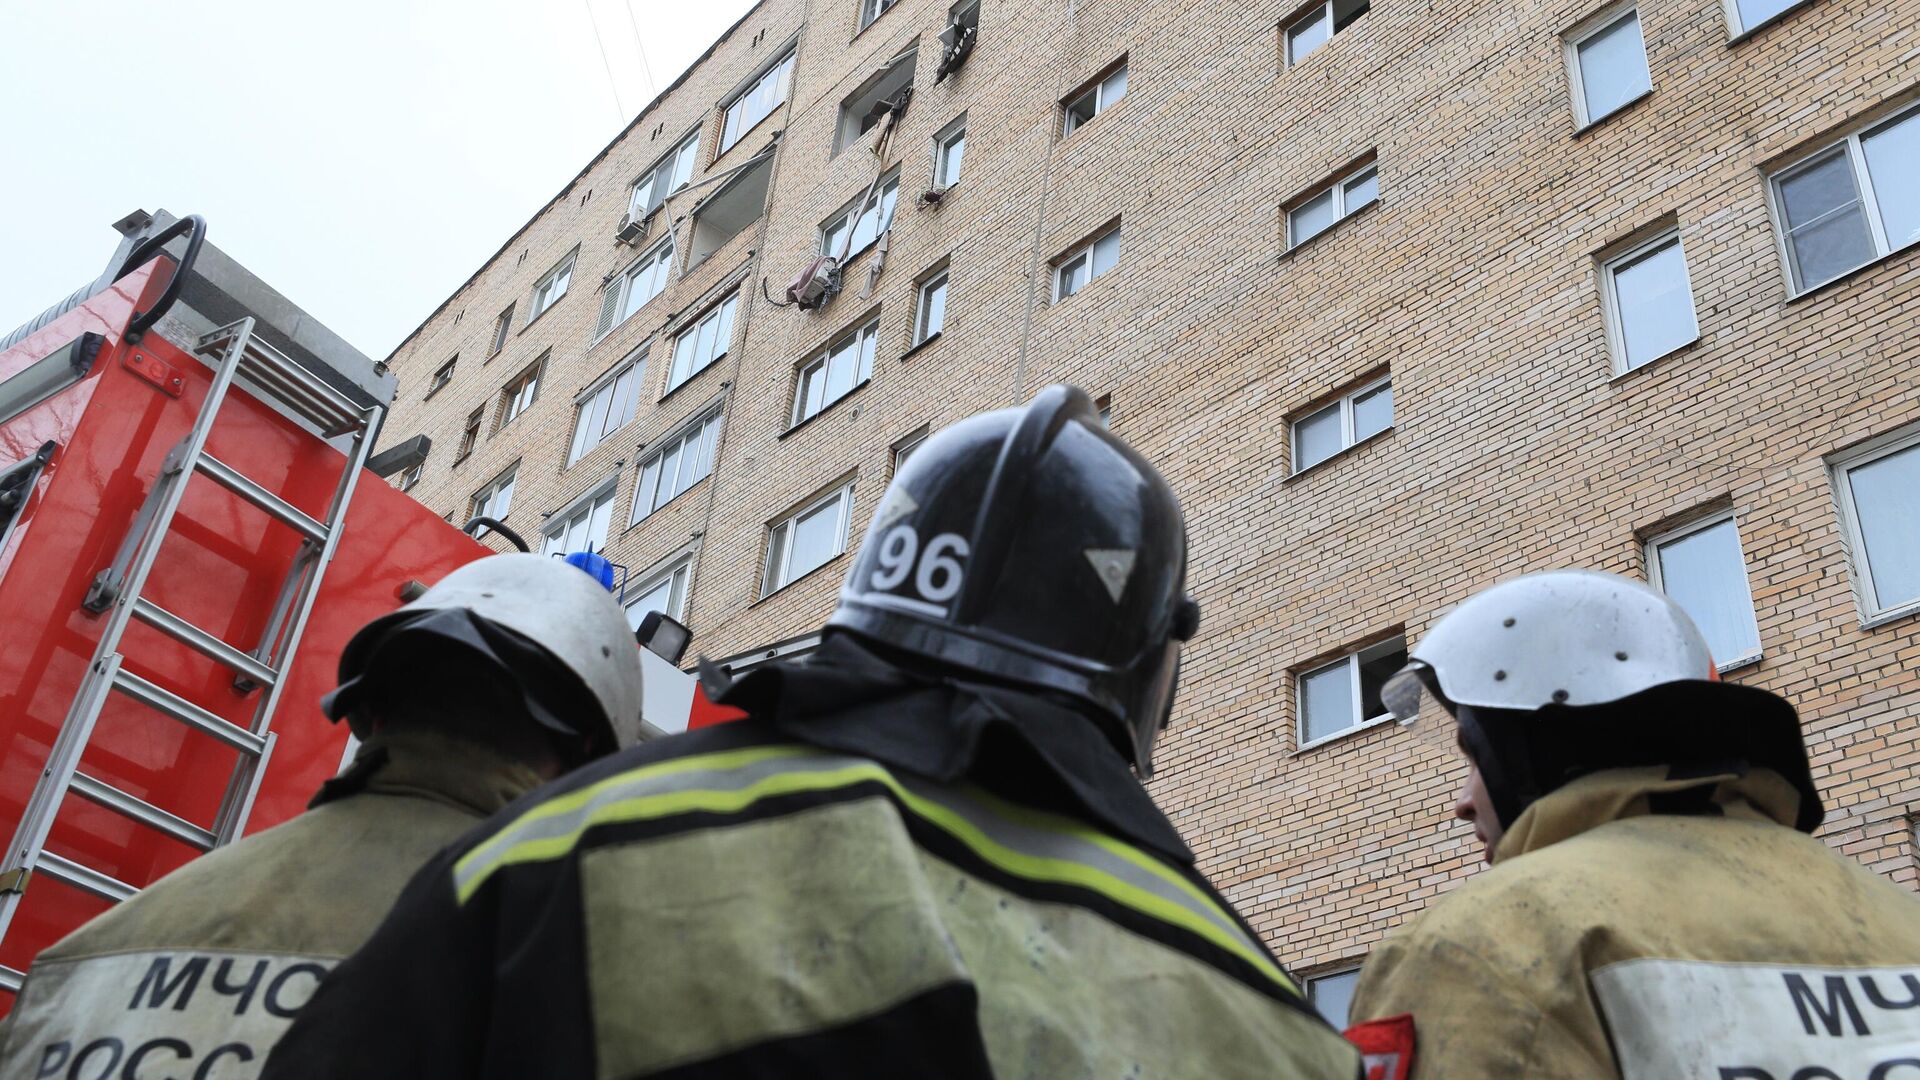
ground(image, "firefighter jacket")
xmin=1348 ymin=764 xmax=1920 ymax=1079
xmin=0 ymin=728 xmax=544 ymax=1080
xmin=261 ymin=637 xmax=1363 ymax=1079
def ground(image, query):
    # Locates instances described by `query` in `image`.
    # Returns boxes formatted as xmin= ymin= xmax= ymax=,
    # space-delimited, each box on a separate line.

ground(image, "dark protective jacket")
xmin=1348 ymin=764 xmax=1920 ymax=1079
xmin=0 ymin=729 xmax=544 ymax=1080
xmin=262 ymin=637 xmax=1363 ymax=1079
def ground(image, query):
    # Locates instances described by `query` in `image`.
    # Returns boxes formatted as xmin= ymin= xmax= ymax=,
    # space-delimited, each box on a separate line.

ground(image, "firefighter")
xmin=1344 ymin=569 xmax=1920 ymax=1079
xmin=259 ymin=386 xmax=1361 ymax=1079
xmin=0 ymin=554 xmax=642 ymax=1079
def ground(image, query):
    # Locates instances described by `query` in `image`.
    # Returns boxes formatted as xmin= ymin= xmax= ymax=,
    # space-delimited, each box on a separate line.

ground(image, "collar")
xmin=1493 ymin=763 xmax=1804 ymax=864
xmin=309 ymin=727 xmax=547 ymax=817
xmin=705 ymin=635 xmax=1194 ymax=865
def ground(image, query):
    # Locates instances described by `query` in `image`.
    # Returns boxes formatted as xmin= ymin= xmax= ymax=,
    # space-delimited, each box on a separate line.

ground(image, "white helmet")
xmin=1383 ymin=569 xmax=1717 ymax=723
xmin=327 ymin=554 xmax=645 ymax=751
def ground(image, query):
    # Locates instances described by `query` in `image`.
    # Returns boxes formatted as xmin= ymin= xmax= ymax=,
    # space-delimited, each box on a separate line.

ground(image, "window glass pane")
xmin=825 ymin=339 xmax=856 ymax=402
xmin=1291 ymin=190 xmax=1337 ymax=246
xmin=1065 ymin=93 xmax=1096 ymax=131
xmin=694 ymin=313 xmax=720 ymax=367
xmin=698 ymin=413 xmax=723 ymax=476
xmin=788 ymin=496 xmax=844 ymax=582
xmin=1332 ymin=0 xmax=1369 ymax=30
xmin=1864 ymin=113 xmax=1920 ymax=250
xmin=1357 ymin=642 xmax=1407 ymax=720
xmin=1733 ymin=0 xmax=1798 ymax=29
xmin=1352 ymin=382 xmax=1393 ymax=441
xmin=1288 ymin=7 xmax=1331 ymax=63
xmin=1779 ymin=150 xmax=1858 ymax=228
xmin=765 ymin=524 xmax=791 ymax=591
xmin=625 ymin=577 xmax=675 ymax=630
xmin=1849 ymin=443 xmax=1920 ymax=613
xmin=1058 ymin=255 xmax=1089 ymax=298
xmin=858 ymin=324 xmax=877 ymax=382
xmin=634 ymin=460 xmax=661 ymax=520
xmin=1344 ymin=168 xmax=1378 ymax=213
xmin=715 ymin=296 xmax=738 ymax=355
xmin=1779 ymin=150 xmax=1874 ymax=289
xmin=612 ymin=367 xmax=640 ymax=430
xmin=1612 ymin=238 xmax=1698 ymax=369
xmin=802 ymin=362 xmax=826 ymax=418
xmin=569 ymin=408 xmax=594 ymax=465
xmin=939 ymin=132 xmax=965 ymax=185
xmin=1092 ymin=231 xmax=1122 ymax=276
xmin=656 ymin=442 xmax=683 ymax=505
xmin=1101 ymin=66 xmax=1128 ymax=108
xmin=586 ymin=385 xmax=614 ymax=441
xmin=586 ymin=495 xmax=615 ymax=553
xmin=1310 ymin=971 xmax=1361 ymax=1029
xmin=920 ymin=277 xmax=948 ymax=339
xmin=1295 ymin=404 xmax=1343 ymax=471
xmin=1575 ymin=12 xmax=1651 ymax=124
xmin=1656 ymin=519 xmax=1762 ymax=663
xmin=1301 ymin=660 xmax=1355 ymax=743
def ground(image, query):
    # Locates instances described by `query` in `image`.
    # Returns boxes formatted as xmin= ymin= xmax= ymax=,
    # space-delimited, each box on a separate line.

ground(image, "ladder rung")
xmin=0 ymin=964 xmax=21 ymax=993
xmin=194 ymin=454 xmax=328 ymax=542
xmin=39 ymin=852 xmax=136 ymax=903
xmin=112 ymin=670 xmax=267 ymax=756
xmin=70 ymin=772 xmax=217 ymax=851
xmin=130 ymin=597 xmax=279 ymax=688
xmin=240 ymin=352 xmax=365 ymax=438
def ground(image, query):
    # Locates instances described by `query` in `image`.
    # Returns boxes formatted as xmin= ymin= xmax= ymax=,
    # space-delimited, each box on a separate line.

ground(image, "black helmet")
xmin=827 ymin=385 xmax=1199 ymax=775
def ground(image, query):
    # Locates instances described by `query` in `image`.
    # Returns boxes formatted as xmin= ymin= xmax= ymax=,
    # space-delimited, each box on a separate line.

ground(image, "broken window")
xmin=688 ymin=153 xmax=773 ymax=270
xmin=820 ymin=173 xmax=901 ymax=262
xmin=836 ymin=50 xmax=917 ymax=154
xmin=937 ymin=0 xmax=979 ymax=82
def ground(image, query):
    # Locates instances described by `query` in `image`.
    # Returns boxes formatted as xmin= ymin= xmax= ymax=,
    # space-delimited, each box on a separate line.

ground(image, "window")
xmin=1307 ymin=969 xmax=1361 ymax=1029
xmin=1601 ymin=230 xmax=1698 ymax=373
xmin=397 ymin=460 xmax=424 ymax=492
xmin=1832 ymin=427 xmax=1920 ymax=624
xmin=1096 ymin=394 xmax=1112 ymax=428
xmin=821 ymin=173 xmax=902 ymax=261
xmin=1770 ymin=105 xmax=1920 ymax=294
xmin=793 ymin=319 xmax=879 ymax=425
xmin=632 ymin=408 xmax=724 ymax=523
xmin=764 ymin=482 xmax=855 ymax=594
xmin=1724 ymin=0 xmax=1804 ymax=35
xmin=1285 ymin=0 xmax=1368 ymax=66
xmin=721 ymin=49 xmax=796 ymax=153
xmin=689 ymin=153 xmax=773 ymax=268
xmin=596 ymin=237 xmax=675 ymax=340
xmin=1288 ymin=163 xmax=1379 ymax=249
xmin=497 ymin=358 xmax=544 ymax=430
xmin=1293 ymin=375 xmax=1392 ymax=472
xmin=489 ymin=305 xmax=514 ymax=356
xmin=540 ymin=485 xmax=618 ymax=557
xmin=427 ymin=356 xmax=456 ymax=398
xmin=1055 ymin=226 xmax=1122 ymax=300
xmin=668 ymin=293 xmax=739 ymax=392
xmin=1565 ymin=6 xmax=1651 ymax=128
xmin=934 ymin=115 xmax=967 ymax=188
xmin=568 ymin=353 xmax=645 ymax=465
xmin=625 ymin=557 xmax=692 ymax=629
xmin=1299 ymin=636 xmax=1407 ymax=747
xmin=914 ymin=271 xmax=949 ymax=345
xmin=859 ymin=0 xmax=900 ymax=30
xmin=1063 ymin=61 xmax=1128 ymax=135
xmin=936 ymin=0 xmax=980 ymax=83
xmin=837 ymin=50 xmax=916 ymax=154
xmin=893 ymin=427 xmax=930 ymax=473
xmin=529 ymin=252 xmax=576 ymax=322
xmin=1647 ymin=513 xmax=1762 ymax=668
xmin=468 ymin=466 xmax=517 ymax=525
xmin=457 ymin=406 xmax=483 ymax=460
xmin=630 ymin=132 xmax=700 ymax=221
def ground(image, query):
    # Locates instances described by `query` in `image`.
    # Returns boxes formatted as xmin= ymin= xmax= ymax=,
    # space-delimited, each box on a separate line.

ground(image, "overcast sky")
xmin=0 ymin=0 xmax=755 ymax=359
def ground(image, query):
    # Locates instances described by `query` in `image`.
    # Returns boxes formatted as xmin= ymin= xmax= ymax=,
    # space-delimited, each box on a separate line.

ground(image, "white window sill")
xmin=1717 ymin=652 xmax=1764 ymax=675
xmin=752 ymin=551 xmax=849 ymax=607
xmin=1286 ymin=425 xmax=1394 ymax=483
xmin=1610 ymin=335 xmax=1703 ymax=384
xmin=1572 ymin=90 xmax=1653 ymax=138
xmin=1860 ymin=598 xmax=1920 ymax=631
xmin=1725 ymin=0 xmax=1821 ymax=45
xmin=1296 ymin=712 xmax=1397 ymax=754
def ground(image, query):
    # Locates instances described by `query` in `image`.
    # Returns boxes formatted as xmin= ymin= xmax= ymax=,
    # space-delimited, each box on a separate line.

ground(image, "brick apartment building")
xmin=379 ymin=0 xmax=1920 ymax=1024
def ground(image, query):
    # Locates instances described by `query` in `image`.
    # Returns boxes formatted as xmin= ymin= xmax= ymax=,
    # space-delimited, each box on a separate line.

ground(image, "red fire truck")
xmin=0 ymin=211 xmax=728 ymax=1013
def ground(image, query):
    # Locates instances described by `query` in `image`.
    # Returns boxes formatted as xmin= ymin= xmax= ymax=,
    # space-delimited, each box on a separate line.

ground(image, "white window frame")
xmin=426 ymin=356 xmax=456 ymax=399
xmin=792 ymin=318 xmax=879 ymax=426
xmin=529 ymin=252 xmax=576 ymax=323
xmin=1297 ymin=636 xmax=1407 ymax=750
xmin=892 ymin=427 xmax=930 ymax=474
xmin=721 ymin=48 xmax=797 ymax=154
xmin=567 ymin=351 xmax=646 ymax=466
xmin=1720 ymin=0 xmax=1808 ymax=38
xmin=1766 ymin=103 xmax=1920 ymax=297
xmin=1306 ymin=967 xmax=1363 ymax=1029
xmin=468 ymin=464 xmax=518 ymax=527
xmin=1054 ymin=226 xmax=1122 ymax=301
xmin=1830 ymin=423 xmax=1920 ymax=627
xmin=820 ymin=172 xmax=902 ymax=261
xmin=1287 ymin=163 xmax=1379 ymax=250
xmin=1284 ymin=0 xmax=1369 ymax=67
xmin=859 ymin=0 xmax=900 ymax=30
xmin=914 ymin=270 xmax=949 ymax=346
xmin=763 ymin=482 xmax=856 ymax=596
xmin=604 ymin=237 xmax=675 ymax=337
xmin=1291 ymin=374 xmax=1391 ymax=474
xmin=397 ymin=461 xmax=423 ymax=492
xmin=1563 ymin=3 xmax=1651 ymax=130
xmin=667 ymin=291 xmax=740 ymax=393
xmin=1063 ymin=61 xmax=1128 ymax=136
xmin=630 ymin=406 xmax=725 ymax=525
xmin=498 ymin=357 xmax=544 ymax=430
xmin=457 ymin=406 xmax=483 ymax=460
xmin=489 ymin=305 xmax=514 ymax=356
xmin=630 ymin=130 xmax=701 ymax=221
xmin=1645 ymin=510 xmax=1764 ymax=670
xmin=836 ymin=49 xmax=917 ymax=154
xmin=624 ymin=554 xmax=693 ymax=628
xmin=1599 ymin=228 xmax=1699 ymax=375
xmin=933 ymin=114 xmax=967 ymax=189
xmin=540 ymin=480 xmax=619 ymax=558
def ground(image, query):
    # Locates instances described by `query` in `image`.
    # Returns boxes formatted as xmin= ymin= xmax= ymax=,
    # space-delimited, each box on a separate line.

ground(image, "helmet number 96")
xmin=871 ymin=524 xmax=970 ymax=604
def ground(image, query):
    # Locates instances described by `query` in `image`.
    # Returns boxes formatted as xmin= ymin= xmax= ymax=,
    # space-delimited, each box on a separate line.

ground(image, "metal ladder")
xmin=0 ymin=317 xmax=381 ymax=990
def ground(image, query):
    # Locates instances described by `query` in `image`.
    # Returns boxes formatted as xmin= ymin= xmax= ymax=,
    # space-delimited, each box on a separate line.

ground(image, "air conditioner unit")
xmin=615 ymin=210 xmax=651 ymax=245
xmin=786 ymin=256 xmax=841 ymax=310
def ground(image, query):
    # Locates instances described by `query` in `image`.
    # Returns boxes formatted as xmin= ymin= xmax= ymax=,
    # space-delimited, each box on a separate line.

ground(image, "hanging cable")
xmin=622 ymin=0 xmax=658 ymax=100
xmin=582 ymin=0 xmax=628 ymax=124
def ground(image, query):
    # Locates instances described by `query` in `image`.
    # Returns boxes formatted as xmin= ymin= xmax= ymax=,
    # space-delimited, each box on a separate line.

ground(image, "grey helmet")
xmin=325 ymin=554 xmax=645 ymax=751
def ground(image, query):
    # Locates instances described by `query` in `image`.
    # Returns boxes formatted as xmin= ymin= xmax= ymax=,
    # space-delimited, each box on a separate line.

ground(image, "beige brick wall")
xmin=381 ymin=0 xmax=1920 ymax=981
